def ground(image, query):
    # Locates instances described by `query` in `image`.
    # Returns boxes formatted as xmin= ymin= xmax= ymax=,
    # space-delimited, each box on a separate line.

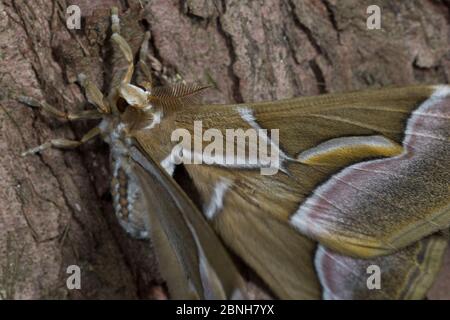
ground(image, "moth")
xmin=20 ymin=8 xmax=450 ymax=299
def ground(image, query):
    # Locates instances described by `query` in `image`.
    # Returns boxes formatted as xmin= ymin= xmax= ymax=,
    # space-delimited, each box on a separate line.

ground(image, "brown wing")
xmin=135 ymin=85 xmax=449 ymax=299
xmin=174 ymin=85 xmax=450 ymax=256
xmin=128 ymin=146 xmax=246 ymax=299
xmin=315 ymin=232 xmax=449 ymax=299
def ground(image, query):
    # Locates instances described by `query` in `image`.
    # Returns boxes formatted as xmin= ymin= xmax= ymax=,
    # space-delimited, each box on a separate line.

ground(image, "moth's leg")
xmin=76 ymin=73 xmax=110 ymax=114
xmin=111 ymin=6 xmax=121 ymax=34
xmin=22 ymin=126 xmax=101 ymax=156
xmin=136 ymin=31 xmax=153 ymax=90
xmin=110 ymin=7 xmax=134 ymax=85
xmin=19 ymin=96 xmax=103 ymax=121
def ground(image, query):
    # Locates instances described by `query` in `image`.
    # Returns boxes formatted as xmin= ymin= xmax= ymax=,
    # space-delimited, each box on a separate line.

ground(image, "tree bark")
xmin=0 ymin=0 xmax=449 ymax=299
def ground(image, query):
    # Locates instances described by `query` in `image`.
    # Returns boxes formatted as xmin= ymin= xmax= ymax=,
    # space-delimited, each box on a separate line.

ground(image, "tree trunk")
xmin=0 ymin=0 xmax=449 ymax=299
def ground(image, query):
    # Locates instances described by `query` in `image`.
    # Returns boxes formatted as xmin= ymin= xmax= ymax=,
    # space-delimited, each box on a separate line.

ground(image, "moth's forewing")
xmin=289 ymin=86 xmax=450 ymax=258
xmin=133 ymin=85 xmax=449 ymax=299
xmin=174 ymin=85 xmax=450 ymax=255
xmin=128 ymin=146 xmax=245 ymax=299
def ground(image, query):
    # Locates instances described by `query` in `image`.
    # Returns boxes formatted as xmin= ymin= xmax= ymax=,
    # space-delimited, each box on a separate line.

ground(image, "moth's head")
xmin=114 ymin=82 xmax=209 ymax=132
xmin=119 ymin=82 xmax=210 ymax=114
xmin=116 ymin=83 xmax=160 ymax=132
xmin=118 ymin=83 xmax=153 ymax=113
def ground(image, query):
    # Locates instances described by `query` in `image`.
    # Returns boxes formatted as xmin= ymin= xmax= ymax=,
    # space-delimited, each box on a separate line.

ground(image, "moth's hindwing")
xmin=128 ymin=146 xmax=246 ymax=299
xmin=315 ymin=233 xmax=449 ymax=299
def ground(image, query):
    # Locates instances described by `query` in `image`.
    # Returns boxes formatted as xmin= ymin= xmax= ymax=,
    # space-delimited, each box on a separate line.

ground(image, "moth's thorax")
xmin=98 ymin=106 xmax=162 ymax=147
xmin=99 ymin=116 xmax=131 ymax=152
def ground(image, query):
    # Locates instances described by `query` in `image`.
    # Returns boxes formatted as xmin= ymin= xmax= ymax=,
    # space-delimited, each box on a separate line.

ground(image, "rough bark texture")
xmin=0 ymin=0 xmax=449 ymax=299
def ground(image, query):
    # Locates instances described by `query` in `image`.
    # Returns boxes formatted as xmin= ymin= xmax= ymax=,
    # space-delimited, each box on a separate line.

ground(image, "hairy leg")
xmin=21 ymin=126 xmax=100 ymax=156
